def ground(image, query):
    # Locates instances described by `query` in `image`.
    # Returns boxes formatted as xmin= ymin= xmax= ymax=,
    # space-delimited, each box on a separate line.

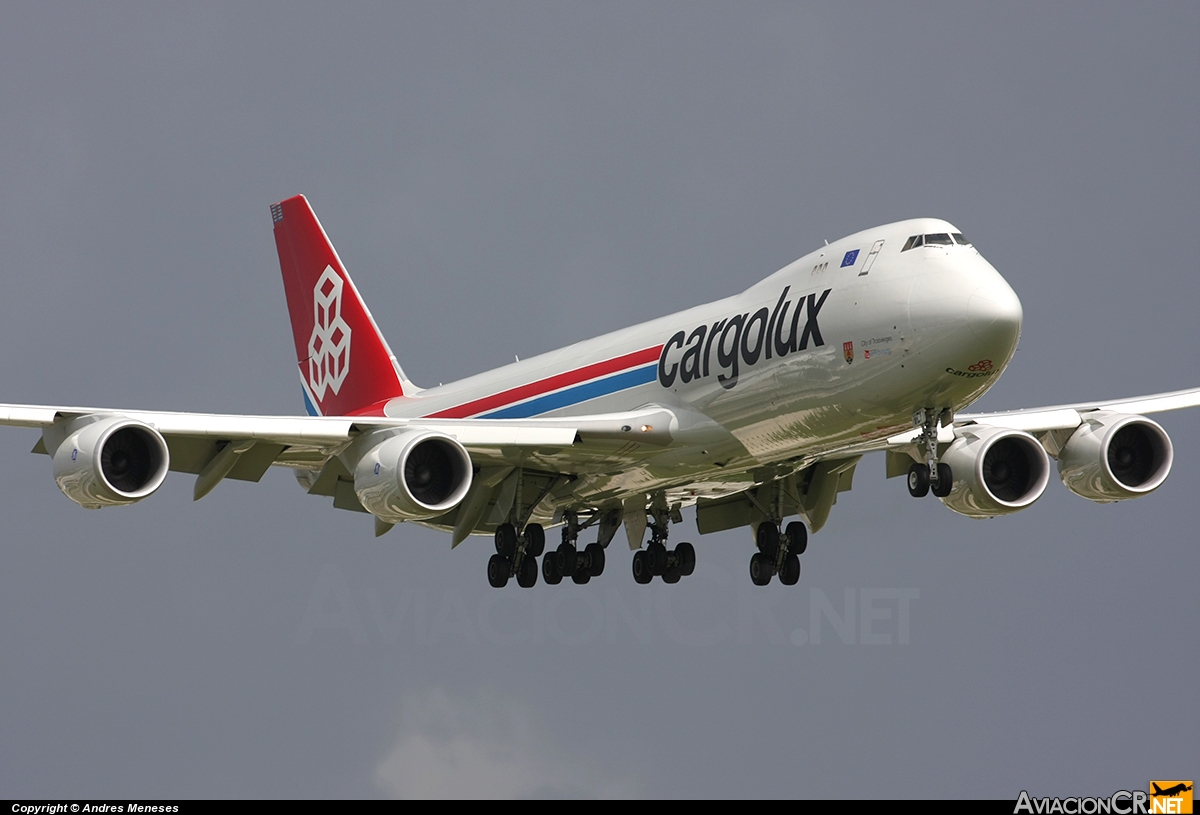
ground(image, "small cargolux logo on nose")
xmin=308 ymin=266 xmax=352 ymax=400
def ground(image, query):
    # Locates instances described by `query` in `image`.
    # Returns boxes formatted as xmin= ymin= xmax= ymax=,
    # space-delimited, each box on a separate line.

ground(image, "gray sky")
xmin=1 ymin=2 xmax=1196 ymax=799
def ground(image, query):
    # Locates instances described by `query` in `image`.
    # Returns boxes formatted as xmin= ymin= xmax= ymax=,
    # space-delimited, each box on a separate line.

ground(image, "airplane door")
xmin=859 ymin=239 xmax=884 ymax=276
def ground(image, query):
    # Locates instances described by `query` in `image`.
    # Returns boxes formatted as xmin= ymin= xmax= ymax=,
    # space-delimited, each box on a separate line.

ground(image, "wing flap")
xmin=227 ymin=443 xmax=288 ymax=482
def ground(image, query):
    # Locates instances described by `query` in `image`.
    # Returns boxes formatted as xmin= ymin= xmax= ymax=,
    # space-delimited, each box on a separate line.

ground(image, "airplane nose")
xmin=904 ymin=253 xmax=1024 ymax=372
xmin=967 ymin=278 xmax=1023 ymax=347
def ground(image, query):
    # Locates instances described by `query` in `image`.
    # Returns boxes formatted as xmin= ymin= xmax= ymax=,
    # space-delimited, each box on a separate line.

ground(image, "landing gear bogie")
xmin=628 ymin=499 xmax=699 ymax=584
xmin=631 ymin=543 xmax=695 ymax=584
xmin=908 ymin=461 xmax=954 ymax=498
xmin=748 ymin=519 xmax=808 ymax=587
xmin=537 ymin=511 xmax=609 ymax=587
xmin=488 ymin=522 xmax=547 ymax=589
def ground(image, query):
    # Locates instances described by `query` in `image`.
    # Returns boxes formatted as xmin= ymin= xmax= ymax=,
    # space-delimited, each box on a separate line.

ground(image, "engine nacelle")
xmin=353 ymin=430 xmax=473 ymax=522
xmin=939 ymin=426 xmax=1051 ymax=518
xmin=1057 ymin=412 xmax=1172 ymax=502
xmin=49 ymin=417 xmax=171 ymax=508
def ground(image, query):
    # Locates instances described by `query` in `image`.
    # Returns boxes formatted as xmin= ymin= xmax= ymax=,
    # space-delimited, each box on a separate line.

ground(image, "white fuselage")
xmin=380 ymin=218 xmax=1023 ymax=512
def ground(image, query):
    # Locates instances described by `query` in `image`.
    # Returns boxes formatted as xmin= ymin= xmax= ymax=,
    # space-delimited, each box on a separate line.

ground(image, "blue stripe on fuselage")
xmin=480 ymin=364 xmax=657 ymax=419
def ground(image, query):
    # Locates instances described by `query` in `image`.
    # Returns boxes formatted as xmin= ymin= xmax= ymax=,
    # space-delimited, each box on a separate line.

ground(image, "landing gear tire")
xmin=784 ymin=522 xmax=807 ymax=556
xmin=646 ymin=542 xmax=668 ymax=576
xmin=542 ymin=551 xmax=563 ymax=585
xmin=662 ymin=566 xmax=681 ymax=584
xmin=495 ymin=523 xmax=518 ymax=559
xmin=632 ymin=550 xmax=652 ymax=584
xmin=487 ymin=553 xmax=511 ymax=588
xmin=779 ymin=553 xmax=801 ymax=586
xmin=676 ymin=542 xmax=696 ymax=576
xmin=557 ymin=542 xmax=578 ymax=578
xmin=931 ymin=463 xmax=953 ymax=498
xmin=524 ymin=523 xmax=546 ymax=557
xmin=750 ymin=552 xmax=773 ymax=586
xmin=756 ymin=523 xmax=781 ymax=559
xmin=571 ymin=569 xmax=591 ymax=585
xmin=584 ymin=543 xmax=605 ymax=577
xmin=517 ymin=555 xmax=538 ymax=588
xmin=907 ymin=463 xmax=931 ymax=498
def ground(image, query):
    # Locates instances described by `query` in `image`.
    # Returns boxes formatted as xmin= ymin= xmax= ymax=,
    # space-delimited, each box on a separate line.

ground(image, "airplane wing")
xmin=0 ymin=402 xmax=676 ymax=500
xmin=883 ymin=386 xmax=1200 ymax=446
xmin=840 ymin=385 xmax=1200 ymax=524
xmin=702 ymin=385 xmax=1200 ymax=538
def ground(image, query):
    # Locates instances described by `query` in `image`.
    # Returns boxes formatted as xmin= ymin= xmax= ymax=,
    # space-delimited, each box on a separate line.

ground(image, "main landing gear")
xmin=542 ymin=512 xmax=606 ymax=585
xmin=487 ymin=511 xmax=611 ymax=589
xmin=740 ymin=476 xmax=810 ymax=586
xmin=631 ymin=503 xmax=696 ymax=585
xmin=907 ymin=407 xmax=954 ymax=499
xmin=487 ymin=521 xmax=545 ymax=588
xmin=749 ymin=520 xmax=807 ymax=586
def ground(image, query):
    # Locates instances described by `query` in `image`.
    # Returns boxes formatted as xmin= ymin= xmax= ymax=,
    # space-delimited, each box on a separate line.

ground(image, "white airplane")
xmin=3 ymin=195 xmax=1197 ymax=588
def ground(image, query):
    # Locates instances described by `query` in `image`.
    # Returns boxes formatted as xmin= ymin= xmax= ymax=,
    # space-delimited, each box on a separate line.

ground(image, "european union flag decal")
xmin=841 ymin=249 xmax=860 ymax=268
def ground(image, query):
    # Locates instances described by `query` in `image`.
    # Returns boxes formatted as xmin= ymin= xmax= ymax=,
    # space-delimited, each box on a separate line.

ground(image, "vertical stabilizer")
xmin=271 ymin=195 xmax=408 ymax=416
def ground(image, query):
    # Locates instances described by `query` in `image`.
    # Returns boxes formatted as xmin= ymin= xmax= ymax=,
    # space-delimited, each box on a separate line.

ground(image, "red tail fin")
xmin=272 ymin=195 xmax=406 ymax=416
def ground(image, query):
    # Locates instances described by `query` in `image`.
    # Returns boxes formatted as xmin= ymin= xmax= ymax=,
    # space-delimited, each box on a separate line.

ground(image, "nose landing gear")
xmin=907 ymin=407 xmax=954 ymax=499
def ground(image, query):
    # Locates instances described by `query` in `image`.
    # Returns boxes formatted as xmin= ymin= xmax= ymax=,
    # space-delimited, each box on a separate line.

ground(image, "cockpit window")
xmin=903 ymin=232 xmax=967 ymax=252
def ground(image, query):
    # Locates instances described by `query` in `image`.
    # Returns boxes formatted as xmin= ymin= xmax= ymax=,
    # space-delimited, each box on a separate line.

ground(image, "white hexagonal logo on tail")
xmin=308 ymin=266 xmax=352 ymax=400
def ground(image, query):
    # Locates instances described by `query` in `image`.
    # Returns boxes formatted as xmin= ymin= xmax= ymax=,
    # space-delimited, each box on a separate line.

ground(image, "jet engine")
xmin=353 ymin=430 xmax=474 ymax=522
xmin=1057 ymin=412 xmax=1173 ymax=502
xmin=50 ymin=417 xmax=171 ymax=508
xmin=938 ymin=426 xmax=1050 ymax=518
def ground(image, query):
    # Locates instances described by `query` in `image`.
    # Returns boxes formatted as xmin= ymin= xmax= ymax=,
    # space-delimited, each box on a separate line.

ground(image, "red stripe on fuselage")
xmin=425 ymin=346 xmax=663 ymax=419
